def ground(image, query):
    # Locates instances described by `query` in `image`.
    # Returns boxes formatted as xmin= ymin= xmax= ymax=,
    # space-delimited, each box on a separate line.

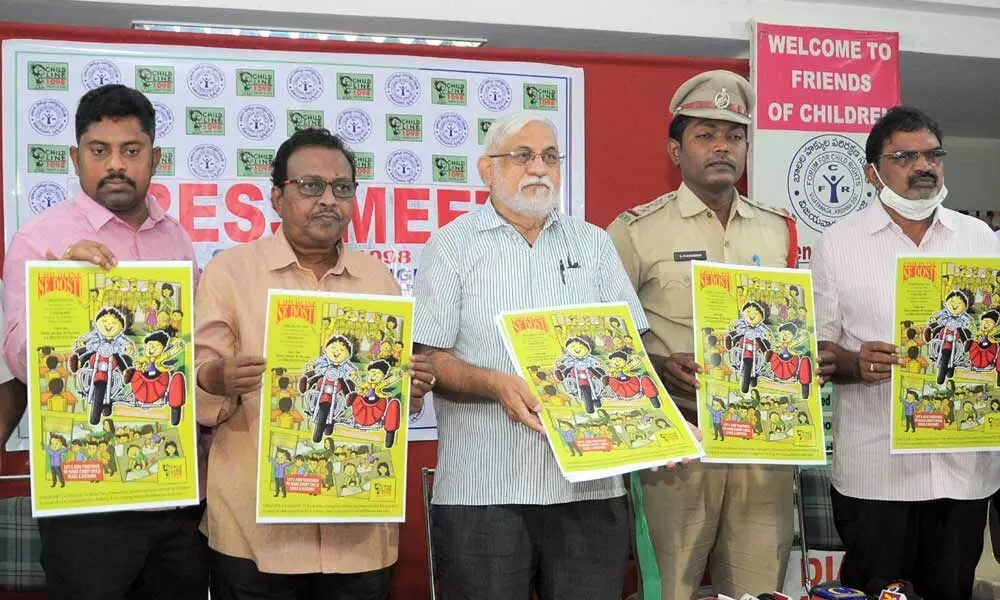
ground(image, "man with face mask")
xmin=814 ymin=106 xmax=1000 ymax=600
xmin=414 ymin=112 xmax=649 ymax=599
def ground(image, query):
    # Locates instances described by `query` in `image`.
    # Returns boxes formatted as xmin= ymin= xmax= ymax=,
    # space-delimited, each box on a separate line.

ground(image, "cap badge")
xmin=714 ymin=87 xmax=731 ymax=109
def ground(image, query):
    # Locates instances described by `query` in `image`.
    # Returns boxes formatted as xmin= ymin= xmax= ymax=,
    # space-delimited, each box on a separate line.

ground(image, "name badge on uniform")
xmin=673 ymin=250 xmax=707 ymax=262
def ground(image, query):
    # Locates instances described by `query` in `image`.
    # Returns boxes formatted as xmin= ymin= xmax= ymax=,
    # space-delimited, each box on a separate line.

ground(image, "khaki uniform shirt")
xmin=607 ymin=183 xmax=794 ymax=414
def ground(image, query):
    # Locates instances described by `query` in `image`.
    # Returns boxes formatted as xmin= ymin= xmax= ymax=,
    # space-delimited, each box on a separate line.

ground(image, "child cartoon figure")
xmin=341 ymin=463 xmax=363 ymax=491
xmin=554 ymin=337 xmax=607 ymax=414
xmin=967 ymin=310 xmax=1000 ymax=384
xmin=604 ymin=350 xmax=662 ymax=408
xmin=125 ymin=445 xmax=148 ymax=474
xmin=725 ymin=301 xmax=772 ymax=394
xmin=271 ymin=448 xmax=291 ymax=498
xmin=901 ymin=389 xmax=920 ymax=433
xmin=557 ymin=420 xmax=583 ymax=457
xmin=45 ymin=434 xmax=68 ymax=488
xmin=925 ymin=290 xmax=973 ymax=384
xmin=69 ymin=307 xmax=136 ymax=425
xmin=300 ymin=335 xmax=360 ymax=442
xmin=41 ymin=378 xmax=75 ymax=413
xmin=126 ymin=330 xmax=187 ymax=425
xmin=271 ymin=396 xmax=305 ymax=430
xmin=708 ymin=397 xmax=726 ymax=441
xmin=766 ymin=322 xmax=814 ymax=399
xmin=347 ymin=359 xmax=404 ymax=448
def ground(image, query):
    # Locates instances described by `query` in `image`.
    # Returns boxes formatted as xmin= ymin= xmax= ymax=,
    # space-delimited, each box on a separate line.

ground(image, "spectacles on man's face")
xmin=879 ymin=148 xmax=947 ymax=167
xmin=283 ymin=176 xmax=358 ymax=199
xmin=487 ymin=146 xmax=564 ymax=166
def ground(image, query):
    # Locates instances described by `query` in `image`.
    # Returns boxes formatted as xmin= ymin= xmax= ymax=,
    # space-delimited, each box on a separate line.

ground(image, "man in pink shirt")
xmin=2 ymin=84 xmax=207 ymax=600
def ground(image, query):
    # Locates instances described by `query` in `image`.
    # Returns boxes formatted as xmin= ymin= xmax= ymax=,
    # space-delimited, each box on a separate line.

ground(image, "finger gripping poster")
xmin=692 ymin=262 xmax=826 ymax=464
xmin=257 ymin=290 xmax=414 ymax=523
xmin=26 ymin=261 xmax=198 ymax=516
xmin=496 ymin=303 xmax=703 ymax=483
xmin=891 ymin=256 xmax=1000 ymax=453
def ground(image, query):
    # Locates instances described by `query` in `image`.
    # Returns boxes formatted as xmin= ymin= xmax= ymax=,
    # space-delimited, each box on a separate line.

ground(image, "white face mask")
xmin=872 ymin=166 xmax=947 ymax=221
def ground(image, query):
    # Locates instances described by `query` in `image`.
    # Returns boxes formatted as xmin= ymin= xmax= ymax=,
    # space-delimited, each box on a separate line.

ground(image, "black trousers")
xmin=38 ymin=502 xmax=208 ymax=600
xmin=831 ymin=486 xmax=989 ymax=600
xmin=209 ymin=550 xmax=392 ymax=600
xmin=432 ymin=497 xmax=629 ymax=600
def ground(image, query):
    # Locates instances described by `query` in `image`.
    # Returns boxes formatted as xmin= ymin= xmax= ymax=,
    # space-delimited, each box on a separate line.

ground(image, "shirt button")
xmin=706 ymin=212 xmax=714 ymax=219
xmin=724 ymin=241 xmax=730 ymax=248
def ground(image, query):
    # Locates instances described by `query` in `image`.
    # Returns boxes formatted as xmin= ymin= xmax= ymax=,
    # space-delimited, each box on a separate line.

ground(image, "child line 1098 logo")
xmin=354 ymin=152 xmax=374 ymax=180
xmin=156 ymin=148 xmax=175 ymax=177
xmin=186 ymin=107 xmax=226 ymax=136
xmin=336 ymin=73 xmax=374 ymax=101
xmin=432 ymin=155 xmax=467 ymax=183
xmin=478 ymin=118 xmax=495 ymax=145
xmin=135 ymin=66 xmax=175 ymax=94
xmin=237 ymin=149 xmax=275 ymax=178
xmin=27 ymin=62 xmax=68 ymax=91
xmin=28 ymin=182 xmax=66 ymax=215
xmin=81 ymin=60 xmax=121 ymax=90
xmin=27 ymin=145 xmax=69 ymax=174
xmin=386 ymin=114 xmax=422 ymax=142
xmin=237 ymin=69 xmax=275 ymax=97
xmin=524 ymin=83 xmax=559 ymax=110
xmin=287 ymin=110 xmax=324 ymax=135
xmin=432 ymin=78 xmax=467 ymax=106
xmin=786 ymin=134 xmax=874 ymax=233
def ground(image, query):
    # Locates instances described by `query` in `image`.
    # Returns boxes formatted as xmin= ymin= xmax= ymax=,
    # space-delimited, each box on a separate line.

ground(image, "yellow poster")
xmin=26 ymin=261 xmax=198 ymax=517
xmin=257 ymin=290 xmax=414 ymax=523
xmin=891 ymin=256 xmax=1000 ymax=453
xmin=496 ymin=303 xmax=703 ymax=482
xmin=692 ymin=262 xmax=825 ymax=465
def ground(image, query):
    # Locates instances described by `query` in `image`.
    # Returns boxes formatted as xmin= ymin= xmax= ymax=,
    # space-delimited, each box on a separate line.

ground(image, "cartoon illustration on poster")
xmin=26 ymin=261 xmax=198 ymax=516
xmin=891 ymin=256 xmax=1000 ymax=453
xmin=257 ymin=290 xmax=414 ymax=523
xmin=496 ymin=303 xmax=703 ymax=483
xmin=692 ymin=262 xmax=825 ymax=464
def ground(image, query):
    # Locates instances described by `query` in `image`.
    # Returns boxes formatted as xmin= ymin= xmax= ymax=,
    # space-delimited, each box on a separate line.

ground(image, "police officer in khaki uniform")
xmin=608 ymin=70 xmax=798 ymax=599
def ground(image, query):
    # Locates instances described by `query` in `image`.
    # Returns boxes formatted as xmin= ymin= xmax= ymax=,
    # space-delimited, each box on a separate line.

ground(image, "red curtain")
xmin=0 ymin=22 xmax=747 ymax=599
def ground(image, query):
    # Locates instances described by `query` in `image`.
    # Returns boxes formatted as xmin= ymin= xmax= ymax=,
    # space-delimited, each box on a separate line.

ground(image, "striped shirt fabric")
xmin=414 ymin=201 xmax=649 ymax=505
xmin=813 ymin=202 xmax=1000 ymax=502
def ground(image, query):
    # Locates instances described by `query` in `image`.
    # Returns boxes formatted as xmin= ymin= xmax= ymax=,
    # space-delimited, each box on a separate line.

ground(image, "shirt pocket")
xmin=643 ymin=261 xmax=693 ymax=320
xmin=561 ymin=264 xmax=600 ymax=304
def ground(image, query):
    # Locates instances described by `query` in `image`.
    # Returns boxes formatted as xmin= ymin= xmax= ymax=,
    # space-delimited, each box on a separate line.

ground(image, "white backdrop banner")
xmin=2 ymin=39 xmax=587 ymax=444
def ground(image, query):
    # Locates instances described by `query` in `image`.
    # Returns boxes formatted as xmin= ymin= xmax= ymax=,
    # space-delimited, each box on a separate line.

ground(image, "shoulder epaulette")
xmin=744 ymin=195 xmax=795 ymax=221
xmin=615 ymin=192 xmax=675 ymax=225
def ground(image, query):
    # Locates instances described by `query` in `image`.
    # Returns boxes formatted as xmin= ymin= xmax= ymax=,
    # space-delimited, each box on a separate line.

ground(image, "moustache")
xmin=309 ymin=210 xmax=342 ymax=221
xmin=705 ymin=159 xmax=735 ymax=169
xmin=909 ymin=171 xmax=938 ymax=186
xmin=99 ymin=174 xmax=137 ymax=189
xmin=519 ymin=176 xmax=554 ymax=192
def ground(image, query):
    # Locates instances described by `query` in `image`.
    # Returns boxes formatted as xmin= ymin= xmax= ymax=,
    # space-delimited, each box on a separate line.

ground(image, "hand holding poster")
xmin=891 ymin=256 xmax=1000 ymax=453
xmin=26 ymin=261 xmax=198 ymax=516
xmin=692 ymin=262 xmax=825 ymax=464
xmin=496 ymin=303 xmax=703 ymax=482
xmin=257 ymin=290 xmax=414 ymax=523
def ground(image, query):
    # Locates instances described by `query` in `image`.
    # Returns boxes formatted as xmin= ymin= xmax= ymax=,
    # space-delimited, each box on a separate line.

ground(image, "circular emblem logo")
xmin=386 ymin=149 xmax=421 ymax=184
xmin=28 ymin=182 xmax=66 ymax=214
xmin=714 ymin=88 xmax=731 ymax=109
xmin=28 ymin=99 xmax=69 ymax=136
xmin=152 ymin=102 xmax=174 ymax=138
xmin=188 ymin=144 xmax=227 ymax=179
xmin=81 ymin=60 xmax=122 ymax=90
xmin=478 ymin=79 xmax=513 ymax=111
xmin=335 ymin=108 xmax=373 ymax=144
xmin=187 ymin=64 xmax=226 ymax=100
xmin=787 ymin=134 xmax=873 ymax=233
xmin=237 ymin=104 xmax=276 ymax=140
xmin=433 ymin=112 xmax=469 ymax=147
xmin=287 ymin=67 xmax=324 ymax=102
xmin=385 ymin=72 xmax=420 ymax=107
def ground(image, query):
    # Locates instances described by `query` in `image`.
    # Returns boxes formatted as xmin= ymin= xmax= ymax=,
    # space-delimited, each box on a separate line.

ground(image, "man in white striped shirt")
xmin=414 ymin=112 xmax=648 ymax=600
xmin=814 ymin=106 xmax=1000 ymax=600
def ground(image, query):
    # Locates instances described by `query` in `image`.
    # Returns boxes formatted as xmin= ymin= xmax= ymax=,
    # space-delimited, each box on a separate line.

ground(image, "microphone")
xmin=808 ymin=581 xmax=867 ymax=599
xmin=756 ymin=594 xmax=792 ymax=600
xmin=864 ymin=578 xmax=921 ymax=600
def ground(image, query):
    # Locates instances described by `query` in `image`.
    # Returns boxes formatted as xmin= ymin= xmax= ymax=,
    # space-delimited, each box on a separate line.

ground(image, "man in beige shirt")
xmin=608 ymin=70 xmax=806 ymax=598
xmin=194 ymin=128 xmax=435 ymax=600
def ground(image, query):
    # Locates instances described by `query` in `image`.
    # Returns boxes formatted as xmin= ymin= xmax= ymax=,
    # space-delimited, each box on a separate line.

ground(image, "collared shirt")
xmin=194 ymin=226 xmax=400 ymax=574
xmin=814 ymin=202 xmax=1000 ymax=501
xmin=2 ymin=192 xmax=197 ymax=383
xmin=0 ymin=283 xmax=13 ymax=385
xmin=607 ymin=183 xmax=791 ymax=414
xmin=414 ymin=201 xmax=648 ymax=506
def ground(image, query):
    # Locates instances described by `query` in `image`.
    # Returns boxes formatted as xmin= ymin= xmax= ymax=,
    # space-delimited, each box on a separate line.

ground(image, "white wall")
xmin=942 ymin=136 xmax=1000 ymax=212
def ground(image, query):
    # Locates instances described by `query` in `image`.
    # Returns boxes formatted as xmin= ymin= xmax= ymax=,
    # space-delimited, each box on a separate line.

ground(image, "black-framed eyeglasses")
xmin=283 ymin=177 xmax=358 ymax=199
xmin=487 ymin=147 xmax=564 ymax=166
xmin=879 ymin=148 xmax=947 ymax=166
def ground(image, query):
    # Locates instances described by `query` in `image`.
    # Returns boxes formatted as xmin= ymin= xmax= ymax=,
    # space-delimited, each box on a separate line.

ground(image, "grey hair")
xmin=482 ymin=112 xmax=558 ymax=155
